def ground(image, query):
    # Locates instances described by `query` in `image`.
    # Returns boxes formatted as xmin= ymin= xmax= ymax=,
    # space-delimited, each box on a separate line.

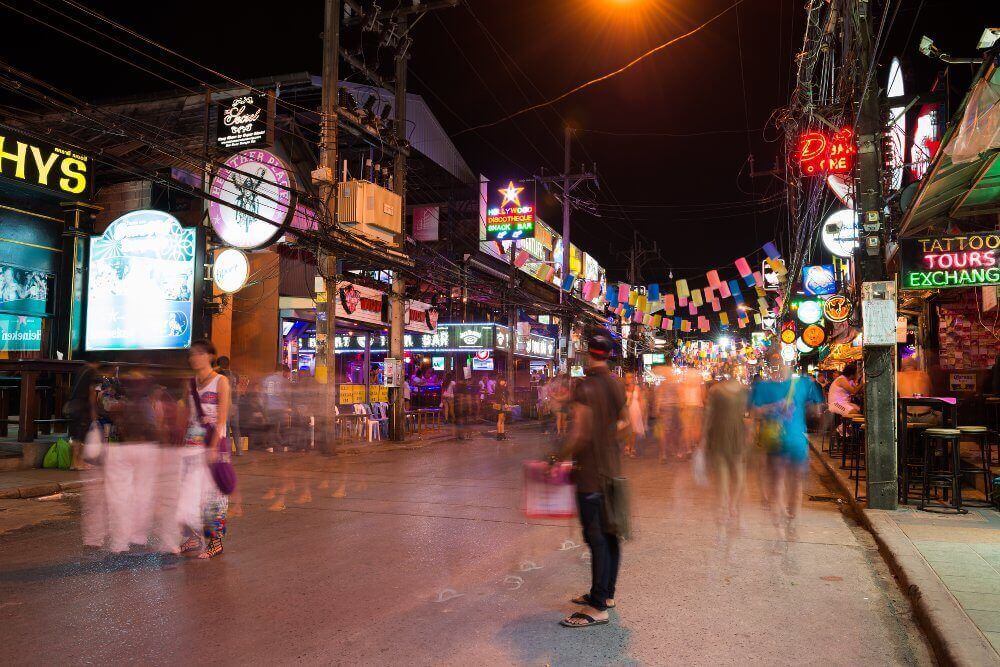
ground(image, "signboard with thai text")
xmin=901 ymin=233 xmax=1000 ymax=290
xmin=0 ymin=129 xmax=90 ymax=199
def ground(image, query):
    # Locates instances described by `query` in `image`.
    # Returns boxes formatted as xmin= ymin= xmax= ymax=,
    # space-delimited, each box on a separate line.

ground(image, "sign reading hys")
xmin=215 ymin=91 xmax=275 ymax=151
xmin=901 ymin=233 xmax=1000 ymax=290
xmin=0 ymin=130 xmax=90 ymax=198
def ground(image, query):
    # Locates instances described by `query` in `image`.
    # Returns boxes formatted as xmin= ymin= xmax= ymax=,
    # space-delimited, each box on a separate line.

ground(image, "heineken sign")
xmin=901 ymin=232 xmax=1000 ymax=290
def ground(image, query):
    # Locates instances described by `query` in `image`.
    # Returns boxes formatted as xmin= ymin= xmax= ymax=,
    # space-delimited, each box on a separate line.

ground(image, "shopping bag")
xmin=524 ymin=460 xmax=576 ymax=518
xmin=83 ymin=422 xmax=104 ymax=463
xmin=42 ymin=442 xmax=59 ymax=469
xmin=55 ymin=438 xmax=72 ymax=469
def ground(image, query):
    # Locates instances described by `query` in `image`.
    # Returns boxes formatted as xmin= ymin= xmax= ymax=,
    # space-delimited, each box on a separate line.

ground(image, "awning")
xmin=899 ymin=54 xmax=1000 ymax=238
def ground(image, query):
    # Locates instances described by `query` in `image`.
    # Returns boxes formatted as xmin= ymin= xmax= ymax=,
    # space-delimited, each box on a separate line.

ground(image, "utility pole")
xmin=508 ymin=242 xmax=517 ymax=391
xmin=854 ymin=0 xmax=896 ymax=509
xmin=318 ymin=0 xmax=341 ymax=455
xmin=535 ymin=127 xmax=596 ymax=372
xmin=387 ymin=15 xmax=409 ymax=442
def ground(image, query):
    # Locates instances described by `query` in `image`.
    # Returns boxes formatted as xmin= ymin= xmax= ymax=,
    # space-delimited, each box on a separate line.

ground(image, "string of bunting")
xmin=578 ymin=241 xmax=787 ymax=333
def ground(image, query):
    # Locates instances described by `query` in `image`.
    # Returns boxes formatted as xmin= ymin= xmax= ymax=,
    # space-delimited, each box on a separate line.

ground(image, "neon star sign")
xmin=485 ymin=178 xmax=535 ymax=241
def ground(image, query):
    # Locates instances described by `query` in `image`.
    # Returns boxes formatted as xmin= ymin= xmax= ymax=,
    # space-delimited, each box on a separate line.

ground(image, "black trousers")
xmin=577 ymin=491 xmax=621 ymax=611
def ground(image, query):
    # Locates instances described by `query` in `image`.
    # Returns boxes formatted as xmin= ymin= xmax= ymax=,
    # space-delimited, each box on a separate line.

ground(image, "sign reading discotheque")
xmin=485 ymin=180 xmax=535 ymax=241
xmin=86 ymin=210 xmax=196 ymax=351
xmin=215 ymin=91 xmax=274 ymax=150
xmin=0 ymin=129 xmax=90 ymax=198
xmin=209 ymin=149 xmax=293 ymax=249
xmin=901 ymin=232 xmax=1000 ymax=290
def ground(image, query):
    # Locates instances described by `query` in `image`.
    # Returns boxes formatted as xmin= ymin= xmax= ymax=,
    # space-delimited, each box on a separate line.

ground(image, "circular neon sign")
xmin=797 ymin=300 xmax=823 ymax=325
xmin=821 ymin=209 xmax=860 ymax=258
xmin=213 ymin=248 xmax=249 ymax=293
xmin=796 ymin=337 xmax=815 ymax=354
xmin=209 ymin=149 xmax=293 ymax=249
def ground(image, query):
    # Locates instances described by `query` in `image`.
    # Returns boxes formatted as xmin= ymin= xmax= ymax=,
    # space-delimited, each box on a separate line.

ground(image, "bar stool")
xmin=920 ymin=428 xmax=967 ymax=514
xmin=841 ymin=416 xmax=864 ymax=471
xmin=985 ymin=397 xmax=1000 ymax=465
xmin=958 ymin=425 xmax=993 ymax=505
xmin=0 ymin=385 xmax=16 ymax=437
xmin=900 ymin=422 xmax=931 ymax=504
xmin=847 ymin=417 xmax=867 ymax=501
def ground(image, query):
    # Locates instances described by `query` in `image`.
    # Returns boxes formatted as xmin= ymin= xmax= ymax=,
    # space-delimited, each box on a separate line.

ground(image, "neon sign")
xmin=796 ymin=127 xmax=856 ymax=176
xmin=901 ymin=233 xmax=1000 ymax=290
xmin=485 ymin=180 xmax=535 ymax=241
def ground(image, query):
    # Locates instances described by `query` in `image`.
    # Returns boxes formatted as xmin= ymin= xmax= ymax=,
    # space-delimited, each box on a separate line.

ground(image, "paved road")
xmin=0 ymin=428 xmax=931 ymax=665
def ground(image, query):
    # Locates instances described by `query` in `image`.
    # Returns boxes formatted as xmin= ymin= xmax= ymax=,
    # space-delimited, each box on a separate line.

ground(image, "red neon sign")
xmin=797 ymin=127 xmax=857 ymax=176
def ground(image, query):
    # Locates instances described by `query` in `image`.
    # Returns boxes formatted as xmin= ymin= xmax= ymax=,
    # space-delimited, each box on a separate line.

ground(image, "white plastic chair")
xmin=354 ymin=403 xmax=380 ymax=442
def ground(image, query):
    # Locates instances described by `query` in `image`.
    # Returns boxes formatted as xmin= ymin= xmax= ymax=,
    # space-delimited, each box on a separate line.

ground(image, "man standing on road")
xmin=558 ymin=332 xmax=627 ymax=629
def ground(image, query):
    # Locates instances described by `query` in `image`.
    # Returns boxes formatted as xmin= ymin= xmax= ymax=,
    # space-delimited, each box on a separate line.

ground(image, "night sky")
xmin=2 ymin=0 xmax=993 ymax=282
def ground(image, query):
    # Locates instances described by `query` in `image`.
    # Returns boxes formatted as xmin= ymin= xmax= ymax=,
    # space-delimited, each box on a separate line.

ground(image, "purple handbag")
xmin=190 ymin=379 xmax=237 ymax=495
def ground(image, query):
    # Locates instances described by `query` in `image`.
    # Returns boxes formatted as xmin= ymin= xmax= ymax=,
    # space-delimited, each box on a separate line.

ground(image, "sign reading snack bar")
xmin=0 ymin=129 xmax=90 ymax=198
xmin=901 ymin=232 xmax=1000 ymax=290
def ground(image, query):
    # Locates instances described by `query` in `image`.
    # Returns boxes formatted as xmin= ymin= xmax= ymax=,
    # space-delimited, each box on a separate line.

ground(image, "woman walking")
xmin=623 ymin=373 xmax=645 ymax=457
xmin=441 ymin=372 xmax=456 ymax=424
xmin=179 ymin=339 xmax=231 ymax=559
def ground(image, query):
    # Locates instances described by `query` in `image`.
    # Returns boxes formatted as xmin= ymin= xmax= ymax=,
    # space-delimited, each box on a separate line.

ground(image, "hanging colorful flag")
xmin=664 ymin=294 xmax=675 ymax=315
xmin=763 ymin=241 xmax=780 ymax=259
xmin=675 ymin=279 xmax=690 ymax=300
xmin=582 ymin=281 xmax=600 ymax=302
xmin=706 ymin=270 xmax=721 ymax=288
xmin=636 ymin=294 xmax=648 ymax=312
xmin=633 ymin=309 xmax=644 ymax=324
xmin=766 ymin=257 xmax=787 ymax=277
xmin=562 ymin=273 xmax=576 ymax=292
xmin=727 ymin=279 xmax=742 ymax=301
xmin=753 ymin=313 xmax=762 ymax=325
xmin=755 ymin=284 xmax=766 ymax=298
xmin=719 ymin=312 xmax=730 ymax=326
xmin=711 ymin=299 xmax=721 ymax=312
xmin=718 ymin=281 xmax=731 ymax=299
xmin=681 ymin=319 xmax=691 ymax=332
xmin=688 ymin=301 xmax=697 ymax=315
xmin=743 ymin=272 xmax=756 ymax=288
xmin=514 ymin=250 xmax=531 ymax=268
xmin=628 ymin=290 xmax=638 ymax=306
xmin=691 ymin=288 xmax=703 ymax=308
xmin=663 ymin=318 xmax=672 ymax=331
xmin=541 ymin=265 xmax=556 ymax=282
xmin=752 ymin=270 xmax=764 ymax=287
xmin=735 ymin=257 xmax=752 ymax=277
xmin=652 ymin=313 xmax=662 ymax=329
xmin=618 ymin=283 xmax=630 ymax=304
xmin=606 ymin=284 xmax=618 ymax=306
xmin=698 ymin=316 xmax=709 ymax=332
xmin=648 ymin=283 xmax=660 ymax=302
xmin=674 ymin=316 xmax=682 ymax=330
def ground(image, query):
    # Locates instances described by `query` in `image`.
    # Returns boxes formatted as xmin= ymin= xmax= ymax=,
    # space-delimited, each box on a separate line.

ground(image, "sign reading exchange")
xmin=0 ymin=129 xmax=90 ymax=198
xmin=901 ymin=232 xmax=1000 ymax=290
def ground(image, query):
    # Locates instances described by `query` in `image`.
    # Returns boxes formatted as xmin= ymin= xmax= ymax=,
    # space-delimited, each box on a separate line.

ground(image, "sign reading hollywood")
xmin=215 ymin=91 xmax=274 ymax=150
xmin=485 ymin=180 xmax=535 ymax=241
xmin=86 ymin=210 xmax=196 ymax=351
xmin=0 ymin=129 xmax=90 ymax=198
xmin=209 ymin=149 xmax=292 ymax=249
xmin=901 ymin=233 xmax=1000 ymax=290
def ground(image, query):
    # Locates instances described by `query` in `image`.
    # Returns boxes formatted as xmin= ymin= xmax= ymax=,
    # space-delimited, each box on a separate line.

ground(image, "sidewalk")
xmin=810 ymin=437 xmax=1000 ymax=665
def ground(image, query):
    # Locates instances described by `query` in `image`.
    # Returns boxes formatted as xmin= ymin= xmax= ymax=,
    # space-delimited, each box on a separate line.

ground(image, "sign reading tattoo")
xmin=209 ymin=149 xmax=293 ymax=249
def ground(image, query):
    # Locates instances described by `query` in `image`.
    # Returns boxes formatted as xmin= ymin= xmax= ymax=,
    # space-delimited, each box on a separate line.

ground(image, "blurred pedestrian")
xmin=103 ymin=369 xmax=171 ymax=553
xmin=215 ymin=356 xmax=242 ymax=456
xmin=64 ymin=361 xmax=99 ymax=471
xmin=441 ymin=372 xmax=456 ymax=424
xmin=703 ymin=363 xmax=750 ymax=529
xmin=750 ymin=351 xmax=823 ymax=539
xmin=495 ymin=376 xmax=510 ymax=441
xmin=623 ymin=372 xmax=645 ymax=458
xmin=179 ymin=339 xmax=231 ymax=559
xmin=676 ymin=367 xmax=705 ymax=460
xmin=551 ymin=374 xmax=571 ymax=436
xmin=558 ymin=332 xmax=627 ymax=629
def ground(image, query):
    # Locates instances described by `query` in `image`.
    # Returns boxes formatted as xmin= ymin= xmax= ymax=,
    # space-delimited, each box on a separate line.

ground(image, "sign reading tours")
xmin=796 ymin=127 xmax=856 ymax=176
xmin=0 ymin=129 xmax=90 ymax=198
xmin=901 ymin=232 xmax=1000 ymax=290
xmin=86 ymin=210 xmax=196 ymax=351
xmin=215 ymin=91 xmax=274 ymax=150
xmin=485 ymin=180 xmax=535 ymax=241
xmin=209 ymin=149 xmax=293 ymax=249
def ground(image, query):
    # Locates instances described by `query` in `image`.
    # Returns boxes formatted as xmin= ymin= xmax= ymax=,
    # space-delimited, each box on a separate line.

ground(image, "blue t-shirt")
xmin=750 ymin=377 xmax=823 ymax=462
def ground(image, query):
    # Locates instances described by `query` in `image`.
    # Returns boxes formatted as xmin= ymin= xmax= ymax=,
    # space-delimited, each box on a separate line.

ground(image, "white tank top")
xmin=191 ymin=374 xmax=227 ymax=438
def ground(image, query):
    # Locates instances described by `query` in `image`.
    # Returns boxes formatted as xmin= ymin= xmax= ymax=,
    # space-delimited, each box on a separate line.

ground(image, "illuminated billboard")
xmin=485 ymin=180 xmax=535 ymax=241
xmin=86 ymin=210 xmax=196 ymax=351
xmin=796 ymin=127 xmax=856 ymax=176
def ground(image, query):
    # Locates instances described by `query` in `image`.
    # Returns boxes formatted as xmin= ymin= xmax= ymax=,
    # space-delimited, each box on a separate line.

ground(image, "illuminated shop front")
xmin=0 ymin=128 xmax=93 ymax=360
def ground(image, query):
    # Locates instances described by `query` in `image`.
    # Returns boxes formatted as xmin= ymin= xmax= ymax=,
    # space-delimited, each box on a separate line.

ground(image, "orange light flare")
xmin=579 ymin=0 xmax=704 ymax=61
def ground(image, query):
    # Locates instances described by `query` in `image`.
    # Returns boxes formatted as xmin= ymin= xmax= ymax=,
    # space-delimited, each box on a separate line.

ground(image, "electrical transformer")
xmin=336 ymin=180 xmax=402 ymax=246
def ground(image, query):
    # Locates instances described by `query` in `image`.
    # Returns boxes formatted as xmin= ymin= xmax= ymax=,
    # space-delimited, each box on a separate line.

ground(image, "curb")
xmin=809 ymin=440 xmax=1000 ymax=666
